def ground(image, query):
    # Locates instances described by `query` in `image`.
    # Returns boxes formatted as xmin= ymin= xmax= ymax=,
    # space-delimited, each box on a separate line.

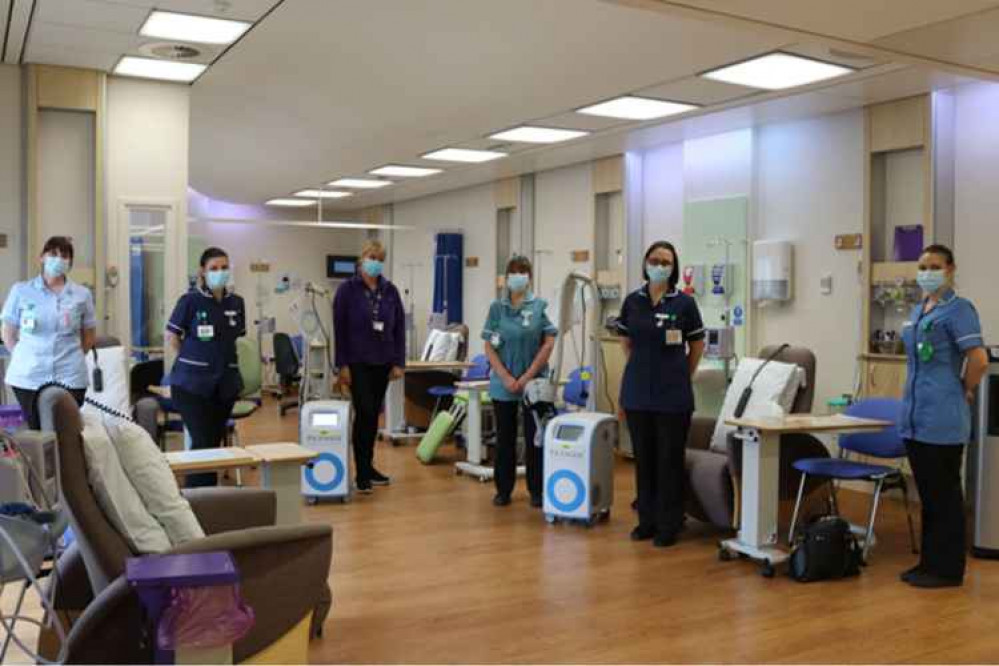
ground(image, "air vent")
xmin=138 ymin=42 xmax=203 ymax=60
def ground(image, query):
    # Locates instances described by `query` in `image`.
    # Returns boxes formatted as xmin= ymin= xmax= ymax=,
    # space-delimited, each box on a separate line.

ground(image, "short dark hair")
xmin=642 ymin=241 xmax=680 ymax=289
xmin=41 ymin=236 xmax=74 ymax=264
xmin=922 ymin=244 xmax=955 ymax=266
xmin=506 ymin=254 xmax=533 ymax=279
xmin=199 ymin=247 xmax=229 ymax=268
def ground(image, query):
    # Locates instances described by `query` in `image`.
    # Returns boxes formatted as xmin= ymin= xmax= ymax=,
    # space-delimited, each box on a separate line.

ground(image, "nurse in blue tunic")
xmin=616 ymin=241 xmax=705 ymax=548
xmin=899 ymin=244 xmax=988 ymax=588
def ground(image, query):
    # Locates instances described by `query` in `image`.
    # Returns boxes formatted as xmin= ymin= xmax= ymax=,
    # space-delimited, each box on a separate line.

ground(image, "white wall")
xmin=955 ymin=81 xmax=999 ymax=339
xmin=684 ymin=130 xmax=753 ymax=202
xmin=187 ymin=220 xmax=366 ymax=341
xmin=641 ymin=141 xmax=683 ymax=249
xmin=106 ymin=77 xmax=190 ymax=343
xmin=754 ymin=109 xmax=866 ymax=407
xmin=0 ymin=65 xmax=24 ymax=294
xmin=390 ymin=182 xmax=497 ymax=358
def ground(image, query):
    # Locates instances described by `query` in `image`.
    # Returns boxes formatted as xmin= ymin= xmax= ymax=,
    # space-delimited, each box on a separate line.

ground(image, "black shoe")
xmin=493 ymin=494 xmax=511 ymax=507
xmin=653 ymin=533 xmax=678 ymax=548
xmin=356 ymin=479 xmax=373 ymax=494
xmin=370 ymin=469 xmax=391 ymax=486
xmin=630 ymin=525 xmax=655 ymax=541
xmin=899 ymin=565 xmax=923 ymax=583
xmin=907 ymin=572 xmax=962 ymax=588
xmin=530 ymin=496 xmax=542 ymax=508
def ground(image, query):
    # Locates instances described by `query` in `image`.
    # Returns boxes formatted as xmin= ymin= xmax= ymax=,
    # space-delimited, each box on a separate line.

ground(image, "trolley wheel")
xmin=760 ymin=561 xmax=776 ymax=578
xmin=306 ymin=497 xmax=318 ymax=506
xmin=545 ymin=514 xmax=557 ymax=525
xmin=585 ymin=517 xmax=598 ymax=528
xmin=599 ymin=510 xmax=611 ymax=522
xmin=341 ymin=495 xmax=351 ymax=504
xmin=718 ymin=547 xmax=733 ymax=562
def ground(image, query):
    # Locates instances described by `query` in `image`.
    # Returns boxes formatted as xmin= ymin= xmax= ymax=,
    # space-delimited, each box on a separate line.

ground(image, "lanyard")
xmin=366 ymin=285 xmax=383 ymax=323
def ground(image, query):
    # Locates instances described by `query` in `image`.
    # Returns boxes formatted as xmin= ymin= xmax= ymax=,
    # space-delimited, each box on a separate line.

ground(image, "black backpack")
xmin=789 ymin=515 xmax=863 ymax=582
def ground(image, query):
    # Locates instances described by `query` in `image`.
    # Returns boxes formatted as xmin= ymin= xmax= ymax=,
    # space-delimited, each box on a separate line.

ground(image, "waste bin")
xmin=969 ymin=346 xmax=999 ymax=558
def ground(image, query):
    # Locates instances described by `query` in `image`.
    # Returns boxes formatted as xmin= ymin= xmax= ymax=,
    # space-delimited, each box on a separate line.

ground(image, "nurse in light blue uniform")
xmin=0 ymin=236 xmax=97 ymax=429
xmin=899 ymin=244 xmax=988 ymax=588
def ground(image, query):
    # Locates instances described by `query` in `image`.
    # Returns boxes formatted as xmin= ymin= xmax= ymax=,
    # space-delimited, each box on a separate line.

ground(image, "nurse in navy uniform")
xmin=616 ymin=241 xmax=705 ymax=548
xmin=165 ymin=247 xmax=246 ymax=487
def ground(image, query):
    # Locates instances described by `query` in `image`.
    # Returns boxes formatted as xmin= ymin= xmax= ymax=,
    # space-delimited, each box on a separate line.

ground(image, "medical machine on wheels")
xmin=543 ymin=412 xmax=617 ymax=526
xmin=301 ymin=400 xmax=352 ymax=503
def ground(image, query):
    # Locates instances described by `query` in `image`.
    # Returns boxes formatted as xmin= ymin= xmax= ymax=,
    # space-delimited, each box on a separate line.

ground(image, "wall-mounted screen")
xmin=327 ymin=255 xmax=357 ymax=279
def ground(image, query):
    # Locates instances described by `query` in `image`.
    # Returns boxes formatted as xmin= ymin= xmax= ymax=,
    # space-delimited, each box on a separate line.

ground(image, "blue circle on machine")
xmin=546 ymin=470 xmax=586 ymax=513
xmin=305 ymin=452 xmax=344 ymax=492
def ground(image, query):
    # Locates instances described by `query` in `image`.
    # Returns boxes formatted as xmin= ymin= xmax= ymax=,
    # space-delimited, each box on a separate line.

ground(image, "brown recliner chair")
xmin=685 ymin=345 xmax=830 ymax=531
xmin=34 ymin=386 xmax=333 ymax=664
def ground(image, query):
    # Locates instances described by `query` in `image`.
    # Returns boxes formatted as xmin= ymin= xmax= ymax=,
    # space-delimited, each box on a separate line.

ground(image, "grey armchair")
xmin=684 ymin=345 xmax=830 ymax=531
xmin=32 ymin=386 xmax=333 ymax=664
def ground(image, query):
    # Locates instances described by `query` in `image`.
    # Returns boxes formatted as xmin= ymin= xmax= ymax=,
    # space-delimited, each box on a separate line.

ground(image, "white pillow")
xmin=421 ymin=329 xmax=443 ymax=361
xmin=710 ymin=357 xmax=805 ymax=453
xmin=81 ymin=411 xmax=171 ymax=554
xmin=85 ymin=346 xmax=129 ymax=415
xmin=101 ymin=415 xmax=205 ymax=547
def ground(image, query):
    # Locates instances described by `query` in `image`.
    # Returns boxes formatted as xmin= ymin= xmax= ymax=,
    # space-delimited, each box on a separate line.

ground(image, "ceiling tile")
xmin=104 ymin=0 xmax=280 ymax=22
xmin=638 ymin=77 xmax=757 ymax=106
xmin=28 ymin=21 xmax=142 ymax=53
xmin=36 ymin=0 xmax=148 ymax=34
xmin=25 ymin=45 xmax=120 ymax=71
xmin=784 ymin=43 xmax=887 ymax=70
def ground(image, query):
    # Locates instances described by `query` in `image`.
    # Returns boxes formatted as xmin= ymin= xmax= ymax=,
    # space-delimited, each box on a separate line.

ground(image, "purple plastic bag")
xmin=157 ymin=584 xmax=255 ymax=650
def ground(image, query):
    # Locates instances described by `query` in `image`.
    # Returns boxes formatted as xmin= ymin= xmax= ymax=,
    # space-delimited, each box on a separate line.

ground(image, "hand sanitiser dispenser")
xmin=542 ymin=412 xmax=617 ymax=526
xmin=301 ymin=400 xmax=352 ymax=503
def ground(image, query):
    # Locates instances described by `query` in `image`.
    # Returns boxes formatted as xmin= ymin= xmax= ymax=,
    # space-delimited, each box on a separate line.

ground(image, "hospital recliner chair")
xmin=684 ymin=345 xmax=830 ymax=531
xmin=29 ymin=385 xmax=333 ymax=664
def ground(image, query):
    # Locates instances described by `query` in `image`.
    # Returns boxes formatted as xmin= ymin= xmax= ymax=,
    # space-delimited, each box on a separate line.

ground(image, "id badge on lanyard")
xmin=656 ymin=312 xmax=682 ymax=346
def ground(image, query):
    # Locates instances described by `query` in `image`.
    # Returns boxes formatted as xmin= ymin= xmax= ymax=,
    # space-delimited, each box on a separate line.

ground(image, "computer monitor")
xmin=327 ymin=255 xmax=357 ymax=279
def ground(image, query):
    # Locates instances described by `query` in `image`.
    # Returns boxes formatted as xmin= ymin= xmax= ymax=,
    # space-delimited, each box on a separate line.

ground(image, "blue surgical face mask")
xmin=205 ymin=269 xmax=229 ymax=291
xmin=916 ymin=269 xmax=946 ymax=294
xmin=361 ymin=259 xmax=384 ymax=278
xmin=43 ymin=256 xmax=69 ymax=278
xmin=506 ymin=273 xmax=530 ymax=294
xmin=646 ymin=263 xmax=672 ymax=285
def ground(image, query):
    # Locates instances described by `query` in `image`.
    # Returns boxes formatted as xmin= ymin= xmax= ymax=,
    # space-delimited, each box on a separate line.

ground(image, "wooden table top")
xmin=249 ymin=442 xmax=319 ymax=464
xmin=165 ymin=447 xmax=257 ymax=473
xmin=724 ymin=414 xmax=891 ymax=434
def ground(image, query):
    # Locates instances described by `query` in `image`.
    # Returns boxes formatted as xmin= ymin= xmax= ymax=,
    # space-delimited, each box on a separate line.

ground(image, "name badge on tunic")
xmin=373 ymin=321 xmax=385 ymax=333
xmin=491 ymin=333 xmax=502 ymax=348
xmin=521 ymin=311 xmax=533 ymax=328
xmin=665 ymin=329 xmax=683 ymax=346
xmin=197 ymin=324 xmax=215 ymax=340
xmin=224 ymin=310 xmax=238 ymax=327
xmin=20 ymin=310 xmax=37 ymax=333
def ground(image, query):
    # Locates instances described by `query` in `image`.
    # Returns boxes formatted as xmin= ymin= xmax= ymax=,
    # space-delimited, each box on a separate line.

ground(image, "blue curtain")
xmin=432 ymin=233 xmax=463 ymax=325
xmin=129 ymin=238 xmax=147 ymax=348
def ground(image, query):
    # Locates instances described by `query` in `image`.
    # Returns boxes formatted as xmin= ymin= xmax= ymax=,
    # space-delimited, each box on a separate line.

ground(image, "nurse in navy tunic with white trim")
xmin=165 ymin=247 xmax=246 ymax=487
xmin=616 ymin=241 xmax=705 ymax=548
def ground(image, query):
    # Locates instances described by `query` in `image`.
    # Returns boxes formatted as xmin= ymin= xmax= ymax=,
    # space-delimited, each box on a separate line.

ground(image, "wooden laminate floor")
xmin=5 ymin=399 xmax=999 ymax=664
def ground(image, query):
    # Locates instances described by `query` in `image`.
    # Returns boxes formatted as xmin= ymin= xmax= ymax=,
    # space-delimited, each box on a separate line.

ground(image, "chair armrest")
xmin=133 ymin=397 xmax=160 ymax=441
xmin=182 ymin=487 xmax=277 ymax=534
xmin=169 ymin=523 xmax=333 ymax=662
xmin=50 ymin=542 xmax=94 ymax=612
xmin=66 ymin=576 xmax=151 ymax=664
xmin=687 ymin=415 xmax=717 ymax=451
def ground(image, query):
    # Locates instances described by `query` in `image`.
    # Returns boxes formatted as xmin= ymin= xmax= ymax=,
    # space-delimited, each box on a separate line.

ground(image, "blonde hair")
xmin=360 ymin=239 xmax=387 ymax=262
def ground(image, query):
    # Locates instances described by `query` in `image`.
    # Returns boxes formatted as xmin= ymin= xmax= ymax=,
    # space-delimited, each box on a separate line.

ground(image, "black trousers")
xmin=13 ymin=386 xmax=86 ymax=430
xmin=906 ymin=439 xmax=967 ymax=580
xmin=493 ymin=400 xmax=542 ymax=501
xmin=626 ymin=410 xmax=691 ymax=537
xmin=172 ymin=384 xmax=236 ymax=488
xmin=349 ymin=363 xmax=391 ymax=484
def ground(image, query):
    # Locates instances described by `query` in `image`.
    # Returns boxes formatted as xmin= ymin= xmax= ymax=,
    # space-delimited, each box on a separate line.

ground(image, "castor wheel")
xmin=341 ymin=496 xmax=351 ymax=504
xmin=760 ymin=561 xmax=776 ymax=578
xmin=306 ymin=497 xmax=318 ymax=506
xmin=599 ymin=510 xmax=611 ymax=522
xmin=718 ymin=548 xmax=733 ymax=562
xmin=545 ymin=514 xmax=556 ymax=525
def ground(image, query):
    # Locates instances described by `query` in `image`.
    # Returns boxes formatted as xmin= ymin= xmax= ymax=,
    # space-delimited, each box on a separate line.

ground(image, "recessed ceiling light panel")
xmin=421 ymin=148 xmax=507 ymax=163
xmin=577 ymin=96 xmax=698 ymax=120
xmin=114 ymin=56 xmax=207 ymax=82
xmin=369 ymin=165 xmax=442 ymax=178
xmin=489 ymin=126 xmax=589 ymax=144
xmin=266 ymin=198 xmax=316 ymax=207
xmin=328 ymin=178 xmax=392 ymax=189
xmin=294 ymin=190 xmax=353 ymax=199
xmin=140 ymin=10 xmax=252 ymax=46
xmin=701 ymin=52 xmax=852 ymax=90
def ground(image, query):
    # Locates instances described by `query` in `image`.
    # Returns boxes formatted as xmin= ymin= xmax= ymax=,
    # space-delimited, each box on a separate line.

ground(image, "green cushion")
xmin=231 ymin=400 xmax=259 ymax=419
xmin=236 ymin=337 xmax=263 ymax=398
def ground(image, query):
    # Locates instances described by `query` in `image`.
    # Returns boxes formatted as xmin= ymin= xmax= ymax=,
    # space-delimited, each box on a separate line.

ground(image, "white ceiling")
xmin=5 ymin=0 xmax=998 ymax=215
xmin=1 ymin=0 xmax=280 ymax=70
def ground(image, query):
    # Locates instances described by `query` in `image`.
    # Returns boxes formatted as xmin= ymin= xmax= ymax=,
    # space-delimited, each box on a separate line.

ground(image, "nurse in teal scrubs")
xmin=481 ymin=255 xmax=558 ymax=508
xmin=899 ymin=244 xmax=988 ymax=588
